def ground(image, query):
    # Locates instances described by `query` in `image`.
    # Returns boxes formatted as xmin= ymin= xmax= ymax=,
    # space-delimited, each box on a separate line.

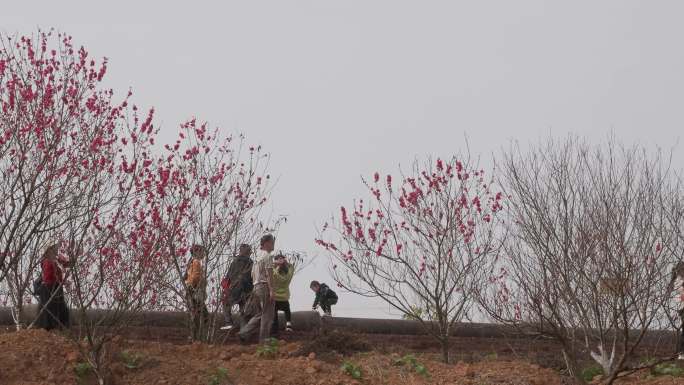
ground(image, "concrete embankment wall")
xmin=0 ymin=306 xmax=517 ymax=337
xmin=0 ymin=306 xmax=676 ymax=344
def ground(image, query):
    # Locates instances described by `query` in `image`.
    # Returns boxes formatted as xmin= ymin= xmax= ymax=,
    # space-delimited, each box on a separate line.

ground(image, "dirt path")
xmin=0 ymin=327 xmax=682 ymax=385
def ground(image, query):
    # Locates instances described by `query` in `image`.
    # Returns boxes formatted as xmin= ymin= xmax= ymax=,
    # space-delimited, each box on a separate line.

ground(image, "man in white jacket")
xmin=238 ymin=234 xmax=276 ymax=344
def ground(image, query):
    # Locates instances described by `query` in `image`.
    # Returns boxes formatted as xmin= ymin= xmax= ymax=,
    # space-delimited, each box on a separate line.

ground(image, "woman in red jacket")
xmin=36 ymin=243 xmax=71 ymax=330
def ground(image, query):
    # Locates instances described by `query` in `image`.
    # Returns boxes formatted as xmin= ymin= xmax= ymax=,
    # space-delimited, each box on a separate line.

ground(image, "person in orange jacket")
xmin=185 ymin=244 xmax=209 ymax=340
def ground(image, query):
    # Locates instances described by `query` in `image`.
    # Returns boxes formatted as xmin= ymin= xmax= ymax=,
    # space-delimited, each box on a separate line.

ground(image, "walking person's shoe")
xmin=285 ymin=321 xmax=293 ymax=332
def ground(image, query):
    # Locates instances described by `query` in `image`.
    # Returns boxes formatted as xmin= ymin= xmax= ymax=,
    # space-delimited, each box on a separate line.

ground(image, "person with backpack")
xmin=186 ymin=244 xmax=209 ymax=340
xmin=271 ymin=253 xmax=295 ymax=335
xmin=310 ymin=280 xmax=338 ymax=317
xmin=671 ymin=261 xmax=684 ymax=359
xmin=220 ymin=244 xmax=254 ymax=331
xmin=36 ymin=243 xmax=71 ymax=330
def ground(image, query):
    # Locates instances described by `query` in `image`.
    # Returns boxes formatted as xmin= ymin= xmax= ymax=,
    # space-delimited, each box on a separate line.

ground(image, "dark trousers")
xmin=36 ymin=284 xmax=69 ymax=330
xmin=320 ymin=297 xmax=337 ymax=314
xmin=271 ymin=300 xmax=291 ymax=334
xmin=223 ymin=299 xmax=245 ymax=325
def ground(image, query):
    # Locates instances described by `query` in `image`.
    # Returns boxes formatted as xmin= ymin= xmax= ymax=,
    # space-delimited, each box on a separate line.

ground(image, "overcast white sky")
xmin=3 ymin=1 xmax=684 ymax=318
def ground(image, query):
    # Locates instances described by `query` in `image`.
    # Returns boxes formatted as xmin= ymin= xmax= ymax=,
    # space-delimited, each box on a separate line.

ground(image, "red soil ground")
xmin=1 ymin=326 xmax=683 ymax=385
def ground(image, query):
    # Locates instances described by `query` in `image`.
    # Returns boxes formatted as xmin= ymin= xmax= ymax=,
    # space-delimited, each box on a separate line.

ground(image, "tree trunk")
xmin=12 ymin=302 xmax=25 ymax=330
xmin=90 ymin=345 xmax=107 ymax=385
xmin=440 ymin=338 xmax=450 ymax=364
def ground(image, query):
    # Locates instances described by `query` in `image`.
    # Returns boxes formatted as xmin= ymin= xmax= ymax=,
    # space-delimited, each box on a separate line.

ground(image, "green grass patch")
xmin=652 ymin=362 xmax=684 ymax=377
xmin=341 ymin=360 xmax=363 ymax=380
xmin=120 ymin=350 xmax=144 ymax=369
xmin=74 ymin=362 xmax=92 ymax=377
xmin=206 ymin=367 xmax=230 ymax=385
xmin=392 ymin=354 xmax=430 ymax=378
xmin=580 ymin=365 xmax=603 ymax=383
xmin=256 ymin=338 xmax=279 ymax=359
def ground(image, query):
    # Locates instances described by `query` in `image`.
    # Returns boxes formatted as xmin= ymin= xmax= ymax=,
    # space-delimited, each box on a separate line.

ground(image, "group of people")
xmin=24 ymin=237 xmax=684 ymax=357
xmin=184 ymin=233 xmax=339 ymax=344
xmin=32 ymin=233 xmax=338 ymax=345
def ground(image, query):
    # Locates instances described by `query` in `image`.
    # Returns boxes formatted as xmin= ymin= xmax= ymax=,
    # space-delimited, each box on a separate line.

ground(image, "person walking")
xmin=238 ymin=234 xmax=276 ymax=344
xmin=186 ymin=244 xmax=209 ymax=341
xmin=220 ymin=244 xmax=254 ymax=331
xmin=310 ymin=280 xmax=338 ymax=317
xmin=271 ymin=253 xmax=294 ymax=336
xmin=36 ymin=243 xmax=71 ymax=330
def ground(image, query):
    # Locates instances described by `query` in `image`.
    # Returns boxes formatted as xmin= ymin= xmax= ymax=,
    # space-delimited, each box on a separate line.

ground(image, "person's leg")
xmin=39 ymin=288 xmax=54 ymax=330
xmin=198 ymin=300 xmax=209 ymax=339
xmin=319 ymin=298 xmax=331 ymax=315
xmin=271 ymin=301 xmax=282 ymax=335
xmin=238 ymin=300 xmax=247 ymax=328
xmin=36 ymin=285 xmax=50 ymax=330
xmin=283 ymin=301 xmax=293 ymax=331
xmin=223 ymin=300 xmax=234 ymax=326
xmin=282 ymin=301 xmax=292 ymax=323
xmin=201 ymin=301 xmax=209 ymax=325
xmin=55 ymin=286 xmax=69 ymax=328
xmin=46 ymin=286 xmax=63 ymax=330
xmin=238 ymin=314 xmax=261 ymax=342
xmin=322 ymin=304 xmax=330 ymax=315
xmin=187 ymin=290 xmax=200 ymax=340
xmin=239 ymin=285 xmax=267 ymax=341
xmin=327 ymin=298 xmax=338 ymax=316
xmin=259 ymin=290 xmax=275 ymax=344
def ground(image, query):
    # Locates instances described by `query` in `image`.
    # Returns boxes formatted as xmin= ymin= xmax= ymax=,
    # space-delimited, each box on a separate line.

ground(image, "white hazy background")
xmin=2 ymin=1 xmax=684 ymax=318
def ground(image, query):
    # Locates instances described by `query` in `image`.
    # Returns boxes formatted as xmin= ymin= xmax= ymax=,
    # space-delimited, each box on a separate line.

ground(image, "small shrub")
xmin=341 ymin=361 xmax=363 ymax=380
xmin=120 ymin=350 xmax=144 ymax=369
xmin=74 ymin=361 xmax=92 ymax=379
xmin=256 ymin=338 xmax=279 ymax=359
xmin=580 ymin=365 xmax=603 ymax=382
xmin=653 ymin=363 xmax=684 ymax=377
xmin=393 ymin=354 xmax=430 ymax=378
xmin=206 ymin=367 xmax=230 ymax=385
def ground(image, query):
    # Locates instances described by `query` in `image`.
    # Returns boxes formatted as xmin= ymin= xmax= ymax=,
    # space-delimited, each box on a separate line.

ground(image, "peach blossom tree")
xmin=147 ymin=119 xmax=273 ymax=342
xmin=0 ymin=29 xmax=167 ymax=384
xmin=0 ymin=30 xmax=157 ymax=329
xmin=480 ymin=137 xmax=682 ymax=385
xmin=317 ymin=155 xmax=505 ymax=363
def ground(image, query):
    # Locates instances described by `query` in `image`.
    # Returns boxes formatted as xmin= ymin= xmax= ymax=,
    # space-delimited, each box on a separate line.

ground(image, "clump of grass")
xmin=392 ymin=354 xmax=430 ymax=378
xmin=120 ymin=350 xmax=144 ymax=369
xmin=256 ymin=338 xmax=279 ymax=359
xmin=652 ymin=362 xmax=684 ymax=377
xmin=206 ymin=367 xmax=230 ymax=385
xmin=341 ymin=360 xmax=363 ymax=380
xmin=580 ymin=365 xmax=603 ymax=382
xmin=74 ymin=362 xmax=93 ymax=379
